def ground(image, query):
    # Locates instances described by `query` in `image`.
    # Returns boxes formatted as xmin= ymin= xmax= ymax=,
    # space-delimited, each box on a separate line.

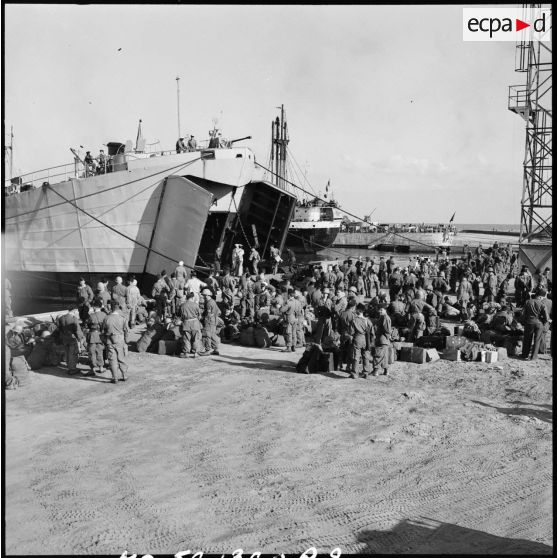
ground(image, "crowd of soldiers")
xmin=4 ymin=241 xmax=553 ymax=387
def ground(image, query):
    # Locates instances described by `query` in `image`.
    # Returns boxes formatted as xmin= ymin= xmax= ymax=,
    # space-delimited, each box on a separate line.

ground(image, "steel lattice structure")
xmin=508 ymin=5 xmax=552 ymax=270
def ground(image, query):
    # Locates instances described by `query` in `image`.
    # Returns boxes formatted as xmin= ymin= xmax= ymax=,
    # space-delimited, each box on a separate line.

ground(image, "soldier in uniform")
xmin=249 ymin=247 xmax=261 ymax=275
xmin=187 ymin=135 xmax=197 ymax=151
xmin=220 ymin=267 xmax=236 ymax=308
xmin=239 ymin=273 xmax=256 ymax=321
xmin=280 ymin=289 xmax=298 ymax=352
xmin=126 ymin=278 xmax=141 ymax=328
xmin=94 ymin=281 xmax=111 ymax=312
xmin=77 ymin=278 xmax=94 ymax=323
xmin=102 ymin=301 xmax=129 ymax=383
xmin=483 ymin=267 xmax=499 ymax=303
xmin=373 ymin=306 xmax=393 ymax=376
xmin=86 ymin=298 xmax=107 ymax=375
xmin=337 ymin=297 xmax=356 ymax=372
xmin=57 ymin=306 xmax=85 ymax=375
xmin=174 ymin=260 xmax=189 ymax=293
xmin=200 ymin=288 xmax=221 ymax=356
xmin=348 ymin=303 xmax=374 ymax=379
xmin=111 ymin=276 xmax=128 ymax=314
xmin=178 ymin=292 xmax=202 ymax=358
xmin=293 ymin=290 xmax=306 ymax=348
xmin=152 ymin=270 xmax=172 ymax=318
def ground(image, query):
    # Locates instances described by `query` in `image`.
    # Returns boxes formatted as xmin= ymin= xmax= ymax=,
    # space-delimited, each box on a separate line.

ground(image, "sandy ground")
xmin=4 ymin=332 xmax=554 ymax=555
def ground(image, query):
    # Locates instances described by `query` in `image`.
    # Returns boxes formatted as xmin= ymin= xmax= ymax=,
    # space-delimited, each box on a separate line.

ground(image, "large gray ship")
xmin=4 ymin=123 xmax=296 ymax=308
xmin=333 ymin=221 xmax=457 ymax=253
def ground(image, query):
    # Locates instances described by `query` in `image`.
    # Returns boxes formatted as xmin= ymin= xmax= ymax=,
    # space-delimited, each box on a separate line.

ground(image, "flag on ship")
xmin=449 ymin=211 xmax=456 ymax=223
xmin=325 ymin=179 xmax=330 ymax=199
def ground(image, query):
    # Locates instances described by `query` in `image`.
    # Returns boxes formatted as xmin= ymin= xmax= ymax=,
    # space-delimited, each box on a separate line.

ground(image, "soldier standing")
xmin=86 ymin=298 xmax=107 ymax=375
xmin=372 ymin=307 xmax=392 ymax=376
xmin=111 ymin=276 xmax=128 ymax=314
xmin=77 ymin=277 xmax=94 ymax=323
xmin=126 ymin=278 xmax=141 ymax=327
xmin=249 ymin=247 xmax=261 ymax=275
xmin=293 ymin=290 xmax=306 ymax=348
xmin=280 ymin=288 xmax=298 ymax=352
xmin=102 ymin=301 xmax=129 ymax=383
xmin=152 ymin=270 xmax=172 ymax=318
xmin=220 ymin=267 xmax=236 ymax=308
xmin=94 ymin=281 xmax=111 ymax=312
xmin=338 ymin=298 xmax=356 ymax=372
xmin=57 ymin=306 xmax=85 ymax=375
xmin=348 ymin=303 xmax=374 ymax=379
xmin=178 ymin=292 xmax=202 ymax=358
xmin=174 ymin=260 xmax=189 ymax=294
xmin=270 ymin=244 xmax=281 ymax=274
xmin=200 ymin=288 xmax=221 ymax=356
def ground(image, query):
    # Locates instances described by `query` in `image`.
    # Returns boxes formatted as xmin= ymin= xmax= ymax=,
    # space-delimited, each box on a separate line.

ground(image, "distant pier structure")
xmin=508 ymin=4 xmax=552 ymax=273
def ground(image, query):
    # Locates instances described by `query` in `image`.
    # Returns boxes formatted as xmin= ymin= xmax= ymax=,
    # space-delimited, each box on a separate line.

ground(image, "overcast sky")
xmin=5 ymin=4 xmax=529 ymax=223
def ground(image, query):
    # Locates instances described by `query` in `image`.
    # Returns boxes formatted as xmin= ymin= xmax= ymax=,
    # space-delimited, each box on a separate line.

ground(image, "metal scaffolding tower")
xmin=508 ymin=5 xmax=552 ymax=272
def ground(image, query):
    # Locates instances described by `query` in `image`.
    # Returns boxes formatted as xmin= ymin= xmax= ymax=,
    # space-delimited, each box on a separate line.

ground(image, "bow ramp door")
xmin=144 ymin=175 xmax=214 ymax=276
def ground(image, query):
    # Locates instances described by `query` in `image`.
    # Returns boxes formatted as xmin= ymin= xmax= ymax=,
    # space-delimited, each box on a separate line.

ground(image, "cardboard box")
xmin=425 ymin=348 xmax=440 ymax=362
xmin=485 ymin=350 xmax=498 ymax=363
xmin=497 ymin=347 xmax=508 ymax=361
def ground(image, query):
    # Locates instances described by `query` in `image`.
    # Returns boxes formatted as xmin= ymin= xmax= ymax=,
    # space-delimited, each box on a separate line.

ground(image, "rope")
xmin=286 ymin=146 xmax=318 ymax=197
xmin=6 ymin=156 xmax=203 ymax=220
xmin=256 ymin=161 xmax=367 ymax=225
xmin=231 ymin=193 xmax=253 ymax=250
xmin=45 ymin=183 xmax=199 ymax=272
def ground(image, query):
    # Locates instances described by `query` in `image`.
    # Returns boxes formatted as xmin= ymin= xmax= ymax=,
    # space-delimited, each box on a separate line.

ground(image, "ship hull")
xmin=287 ymin=224 xmax=340 ymax=253
xmin=333 ymin=231 xmax=454 ymax=252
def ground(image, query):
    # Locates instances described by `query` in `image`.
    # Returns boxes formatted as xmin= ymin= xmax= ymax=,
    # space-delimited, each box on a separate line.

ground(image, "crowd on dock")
xmin=4 ymin=241 xmax=553 ymax=388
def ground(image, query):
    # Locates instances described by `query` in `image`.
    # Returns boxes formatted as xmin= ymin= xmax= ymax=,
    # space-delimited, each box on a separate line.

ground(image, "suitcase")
xmin=441 ymin=348 xmax=462 ymax=361
xmin=399 ymin=346 xmax=428 ymax=364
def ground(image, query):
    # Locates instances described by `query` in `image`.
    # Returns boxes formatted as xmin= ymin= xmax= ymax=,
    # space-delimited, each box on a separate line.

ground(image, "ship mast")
xmin=270 ymin=104 xmax=289 ymax=191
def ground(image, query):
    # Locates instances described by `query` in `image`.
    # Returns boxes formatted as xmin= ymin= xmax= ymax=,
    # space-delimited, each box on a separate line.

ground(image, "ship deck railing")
xmin=3 ymin=140 xmax=222 ymax=195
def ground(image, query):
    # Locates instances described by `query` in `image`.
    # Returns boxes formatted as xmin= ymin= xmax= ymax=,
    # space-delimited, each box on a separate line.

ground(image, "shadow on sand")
xmin=32 ymin=365 xmax=113 ymax=383
xmin=212 ymin=355 xmax=350 ymax=379
xmin=472 ymin=399 xmax=552 ymax=424
xmin=356 ymin=517 xmax=552 ymax=554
